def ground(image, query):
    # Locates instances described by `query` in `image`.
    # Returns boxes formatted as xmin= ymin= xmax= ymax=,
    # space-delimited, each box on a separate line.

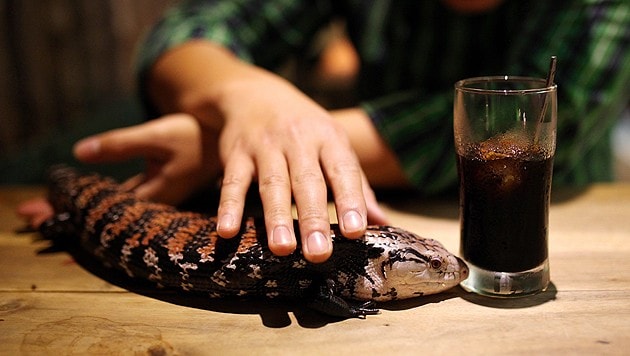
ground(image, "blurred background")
xmin=1 ymin=0 xmax=628 ymax=185
xmin=0 ymin=0 xmax=177 ymax=182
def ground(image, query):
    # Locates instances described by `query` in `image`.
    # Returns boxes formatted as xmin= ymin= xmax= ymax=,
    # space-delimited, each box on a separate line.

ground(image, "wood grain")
xmin=1 ymin=184 xmax=629 ymax=355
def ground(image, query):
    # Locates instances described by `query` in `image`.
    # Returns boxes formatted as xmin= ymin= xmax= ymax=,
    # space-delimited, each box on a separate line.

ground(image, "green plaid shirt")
xmin=137 ymin=0 xmax=630 ymax=194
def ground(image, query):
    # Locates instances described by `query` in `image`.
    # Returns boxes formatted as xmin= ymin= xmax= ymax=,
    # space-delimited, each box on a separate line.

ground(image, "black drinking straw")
xmin=534 ymin=56 xmax=557 ymax=144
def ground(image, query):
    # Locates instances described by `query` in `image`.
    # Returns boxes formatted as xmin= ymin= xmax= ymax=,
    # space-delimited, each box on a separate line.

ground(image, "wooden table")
xmin=1 ymin=184 xmax=629 ymax=355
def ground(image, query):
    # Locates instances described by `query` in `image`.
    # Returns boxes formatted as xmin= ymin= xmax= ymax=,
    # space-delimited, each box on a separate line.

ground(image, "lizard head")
xmin=354 ymin=226 xmax=469 ymax=301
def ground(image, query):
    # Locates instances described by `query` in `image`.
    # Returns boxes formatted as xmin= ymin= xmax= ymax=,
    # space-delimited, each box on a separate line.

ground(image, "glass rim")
xmin=454 ymin=76 xmax=557 ymax=94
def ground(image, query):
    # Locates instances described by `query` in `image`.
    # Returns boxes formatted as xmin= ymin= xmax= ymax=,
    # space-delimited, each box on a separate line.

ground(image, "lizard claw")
xmin=349 ymin=301 xmax=380 ymax=319
xmin=307 ymin=279 xmax=380 ymax=318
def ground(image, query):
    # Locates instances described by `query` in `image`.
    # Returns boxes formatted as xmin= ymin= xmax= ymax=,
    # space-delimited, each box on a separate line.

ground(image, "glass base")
xmin=460 ymin=260 xmax=549 ymax=297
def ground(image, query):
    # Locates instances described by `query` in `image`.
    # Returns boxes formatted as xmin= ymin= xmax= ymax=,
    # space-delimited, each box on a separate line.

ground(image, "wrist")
xmin=146 ymin=40 xmax=260 ymax=129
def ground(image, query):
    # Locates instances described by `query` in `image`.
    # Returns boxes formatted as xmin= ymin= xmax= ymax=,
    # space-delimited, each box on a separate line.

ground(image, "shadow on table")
xmin=34 ymin=239 xmax=464 ymax=329
xmin=147 ymin=286 xmax=465 ymax=328
xmin=459 ymin=282 xmax=558 ymax=308
xmin=141 ymin=291 xmax=462 ymax=329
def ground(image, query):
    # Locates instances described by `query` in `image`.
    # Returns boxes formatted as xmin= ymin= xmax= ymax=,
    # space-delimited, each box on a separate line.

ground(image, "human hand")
xmin=16 ymin=113 xmax=218 ymax=230
xmin=143 ymin=42 xmax=388 ymax=263
xmin=213 ymin=72 xmax=385 ymax=263
xmin=16 ymin=197 xmax=54 ymax=230
xmin=74 ymin=113 xmax=221 ymax=205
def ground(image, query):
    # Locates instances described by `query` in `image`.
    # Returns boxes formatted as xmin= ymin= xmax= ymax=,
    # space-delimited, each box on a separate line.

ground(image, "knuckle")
xmin=296 ymin=207 xmax=328 ymax=228
xmin=218 ymin=195 xmax=241 ymax=210
xmin=264 ymin=204 xmax=293 ymax=223
xmin=292 ymin=170 xmax=325 ymax=186
xmin=327 ymin=160 xmax=361 ymax=179
xmin=219 ymin=173 xmax=248 ymax=211
xmin=259 ymin=173 xmax=289 ymax=192
xmin=221 ymin=173 xmax=246 ymax=188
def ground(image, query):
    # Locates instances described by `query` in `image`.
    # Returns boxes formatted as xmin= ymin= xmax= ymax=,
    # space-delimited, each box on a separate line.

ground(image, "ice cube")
xmin=490 ymin=159 xmax=521 ymax=191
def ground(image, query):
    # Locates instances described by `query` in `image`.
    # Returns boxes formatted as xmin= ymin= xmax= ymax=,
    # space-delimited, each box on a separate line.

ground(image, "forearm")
xmin=137 ymin=0 xmax=333 ymax=127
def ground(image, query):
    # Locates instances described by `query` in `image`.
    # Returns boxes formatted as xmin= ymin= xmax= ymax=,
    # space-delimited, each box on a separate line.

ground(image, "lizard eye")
xmin=429 ymin=257 xmax=443 ymax=270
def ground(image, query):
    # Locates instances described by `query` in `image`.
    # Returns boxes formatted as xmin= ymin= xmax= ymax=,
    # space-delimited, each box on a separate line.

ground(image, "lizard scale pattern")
xmin=40 ymin=166 xmax=468 ymax=318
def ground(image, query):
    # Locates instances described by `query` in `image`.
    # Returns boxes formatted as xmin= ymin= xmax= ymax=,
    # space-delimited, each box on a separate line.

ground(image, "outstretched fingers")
xmin=288 ymin=151 xmax=333 ymax=264
xmin=320 ymin=138 xmax=368 ymax=239
xmin=216 ymin=150 xmax=254 ymax=239
xmin=71 ymin=114 xmax=220 ymax=205
xmin=256 ymin=150 xmax=299 ymax=257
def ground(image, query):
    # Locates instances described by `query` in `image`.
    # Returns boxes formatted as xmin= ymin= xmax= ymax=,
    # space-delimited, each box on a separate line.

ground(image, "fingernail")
xmin=217 ymin=213 xmax=235 ymax=233
xmin=342 ymin=210 xmax=364 ymax=234
xmin=74 ymin=137 xmax=100 ymax=157
xmin=306 ymin=231 xmax=329 ymax=256
xmin=272 ymin=225 xmax=293 ymax=247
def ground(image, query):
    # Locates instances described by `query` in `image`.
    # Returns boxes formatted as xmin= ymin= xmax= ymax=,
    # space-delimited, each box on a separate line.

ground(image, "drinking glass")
xmin=454 ymin=76 xmax=557 ymax=297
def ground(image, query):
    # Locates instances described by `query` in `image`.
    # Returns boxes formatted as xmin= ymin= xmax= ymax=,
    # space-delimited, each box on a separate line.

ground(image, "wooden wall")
xmin=0 ymin=0 xmax=178 ymax=157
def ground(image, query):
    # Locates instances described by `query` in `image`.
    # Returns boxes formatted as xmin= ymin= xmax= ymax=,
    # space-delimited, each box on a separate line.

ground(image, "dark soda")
xmin=457 ymin=138 xmax=553 ymax=272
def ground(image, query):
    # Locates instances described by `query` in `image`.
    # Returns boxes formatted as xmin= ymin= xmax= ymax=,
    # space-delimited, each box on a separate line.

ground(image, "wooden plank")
xmin=1 ymin=290 xmax=628 ymax=355
xmin=1 ymin=184 xmax=630 ymax=354
xmin=0 ymin=233 xmax=125 ymax=293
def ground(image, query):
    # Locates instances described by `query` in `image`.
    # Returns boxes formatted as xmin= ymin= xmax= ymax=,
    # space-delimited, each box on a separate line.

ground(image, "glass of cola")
xmin=454 ymin=76 xmax=557 ymax=297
